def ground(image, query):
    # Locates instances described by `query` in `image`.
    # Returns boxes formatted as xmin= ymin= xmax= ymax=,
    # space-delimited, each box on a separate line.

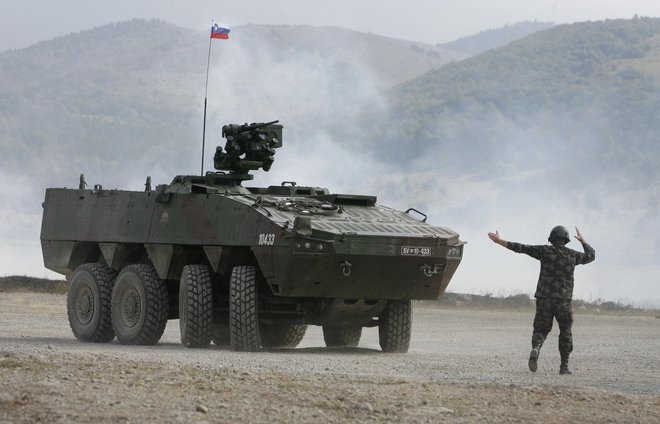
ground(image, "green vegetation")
xmin=0 ymin=20 xmax=204 ymax=187
xmin=364 ymin=18 xmax=660 ymax=185
xmin=426 ymin=292 xmax=659 ymax=315
xmin=3 ymin=18 xmax=659 ymax=184
xmin=0 ymin=276 xmax=67 ymax=293
xmin=438 ymin=20 xmax=555 ymax=56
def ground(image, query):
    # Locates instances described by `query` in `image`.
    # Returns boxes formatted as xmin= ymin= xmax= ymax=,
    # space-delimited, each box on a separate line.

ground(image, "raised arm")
xmin=488 ymin=230 xmax=508 ymax=248
xmin=574 ymin=227 xmax=587 ymax=244
xmin=489 ymin=231 xmax=545 ymax=260
xmin=574 ymin=227 xmax=596 ymax=264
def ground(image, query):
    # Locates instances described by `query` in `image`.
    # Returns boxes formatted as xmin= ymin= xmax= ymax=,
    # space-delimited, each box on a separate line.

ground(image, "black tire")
xmin=67 ymin=263 xmax=116 ymax=343
xmin=379 ymin=299 xmax=412 ymax=353
xmin=111 ymin=264 xmax=168 ymax=345
xmin=261 ymin=323 xmax=307 ymax=348
xmin=179 ymin=264 xmax=213 ymax=348
xmin=322 ymin=325 xmax=362 ymax=347
xmin=229 ymin=265 xmax=260 ymax=351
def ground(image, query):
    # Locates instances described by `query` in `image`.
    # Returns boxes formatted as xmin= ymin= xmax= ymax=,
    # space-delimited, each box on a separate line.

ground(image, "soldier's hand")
xmin=574 ymin=227 xmax=587 ymax=244
xmin=488 ymin=231 xmax=506 ymax=247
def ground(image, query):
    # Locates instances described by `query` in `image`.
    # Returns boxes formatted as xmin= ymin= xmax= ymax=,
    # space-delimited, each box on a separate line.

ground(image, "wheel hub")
xmin=121 ymin=288 xmax=141 ymax=327
xmin=76 ymin=286 xmax=94 ymax=324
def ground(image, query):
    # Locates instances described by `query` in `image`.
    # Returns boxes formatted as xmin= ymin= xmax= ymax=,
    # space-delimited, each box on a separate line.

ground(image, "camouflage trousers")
xmin=531 ymin=297 xmax=573 ymax=355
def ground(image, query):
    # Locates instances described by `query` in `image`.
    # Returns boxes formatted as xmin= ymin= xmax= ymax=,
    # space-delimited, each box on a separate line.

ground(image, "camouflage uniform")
xmin=506 ymin=242 xmax=595 ymax=363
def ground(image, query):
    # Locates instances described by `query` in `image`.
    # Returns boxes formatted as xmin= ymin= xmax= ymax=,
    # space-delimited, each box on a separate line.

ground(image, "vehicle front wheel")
xmin=378 ymin=299 xmax=412 ymax=353
xmin=229 ymin=265 xmax=260 ymax=351
xmin=179 ymin=264 xmax=213 ymax=348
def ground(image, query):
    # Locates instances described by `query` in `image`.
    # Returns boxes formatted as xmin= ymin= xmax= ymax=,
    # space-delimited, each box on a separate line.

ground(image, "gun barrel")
xmin=240 ymin=120 xmax=280 ymax=133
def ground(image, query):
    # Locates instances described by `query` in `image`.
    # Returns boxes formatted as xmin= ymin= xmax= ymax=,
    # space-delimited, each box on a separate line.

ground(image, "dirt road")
xmin=1 ymin=292 xmax=658 ymax=423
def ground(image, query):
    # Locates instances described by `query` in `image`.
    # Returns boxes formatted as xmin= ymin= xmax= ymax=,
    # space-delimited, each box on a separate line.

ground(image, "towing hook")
xmin=421 ymin=264 xmax=442 ymax=277
xmin=340 ymin=260 xmax=352 ymax=277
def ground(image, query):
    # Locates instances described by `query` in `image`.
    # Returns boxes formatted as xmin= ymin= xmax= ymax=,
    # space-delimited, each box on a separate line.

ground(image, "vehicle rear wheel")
xmin=229 ymin=265 xmax=260 ymax=351
xmin=378 ymin=299 xmax=412 ymax=353
xmin=261 ymin=323 xmax=307 ymax=348
xmin=179 ymin=264 xmax=213 ymax=348
xmin=67 ymin=263 xmax=116 ymax=343
xmin=111 ymin=264 xmax=168 ymax=345
xmin=322 ymin=325 xmax=362 ymax=347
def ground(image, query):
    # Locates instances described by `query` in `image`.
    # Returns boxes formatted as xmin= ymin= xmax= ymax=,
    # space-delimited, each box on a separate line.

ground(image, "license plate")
xmin=401 ymin=246 xmax=432 ymax=256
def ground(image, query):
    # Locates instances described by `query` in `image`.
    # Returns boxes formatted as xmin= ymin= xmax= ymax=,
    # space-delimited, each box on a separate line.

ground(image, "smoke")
xmin=391 ymin=111 xmax=660 ymax=308
xmin=192 ymin=29 xmax=391 ymax=193
xmin=0 ymin=170 xmax=60 ymax=279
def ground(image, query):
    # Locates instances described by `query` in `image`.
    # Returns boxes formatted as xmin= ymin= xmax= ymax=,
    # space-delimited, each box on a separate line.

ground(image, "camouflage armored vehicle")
xmin=41 ymin=121 xmax=464 ymax=352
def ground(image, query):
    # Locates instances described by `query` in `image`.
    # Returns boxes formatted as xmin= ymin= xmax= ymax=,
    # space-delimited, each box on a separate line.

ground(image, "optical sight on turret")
xmin=213 ymin=120 xmax=282 ymax=175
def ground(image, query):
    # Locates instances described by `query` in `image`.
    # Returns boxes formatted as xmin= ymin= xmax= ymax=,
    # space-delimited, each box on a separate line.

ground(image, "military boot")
xmin=559 ymin=353 xmax=572 ymax=375
xmin=528 ymin=344 xmax=541 ymax=372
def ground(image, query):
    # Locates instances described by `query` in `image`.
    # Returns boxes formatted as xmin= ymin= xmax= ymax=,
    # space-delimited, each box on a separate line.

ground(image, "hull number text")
xmin=258 ymin=233 xmax=276 ymax=246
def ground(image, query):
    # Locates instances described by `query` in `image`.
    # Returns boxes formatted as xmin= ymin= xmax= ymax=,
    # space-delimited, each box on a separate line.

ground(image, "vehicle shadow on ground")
xmin=0 ymin=337 xmax=384 ymax=355
xmin=268 ymin=346 xmax=382 ymax=354
xmin=210 ymin=344 xmax=383 ymax=355
xmin=0 ymin=336 xmax=197 ymax=351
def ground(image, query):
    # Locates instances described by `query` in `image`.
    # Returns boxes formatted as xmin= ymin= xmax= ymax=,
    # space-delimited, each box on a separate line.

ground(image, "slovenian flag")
xmin=211 ymin=22 xmax=230 ymax=39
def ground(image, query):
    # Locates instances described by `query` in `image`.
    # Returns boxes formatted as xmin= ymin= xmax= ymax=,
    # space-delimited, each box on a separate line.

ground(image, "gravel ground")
xmin=1 ymin=292 xmax=658 ymax=423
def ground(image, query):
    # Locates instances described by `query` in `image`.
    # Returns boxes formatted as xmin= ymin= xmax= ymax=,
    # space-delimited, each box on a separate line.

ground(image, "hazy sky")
xmin=3 ymin=0 xmax=660 ymax=51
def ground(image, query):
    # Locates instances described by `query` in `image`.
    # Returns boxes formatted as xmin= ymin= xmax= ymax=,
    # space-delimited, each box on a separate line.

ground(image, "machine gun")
xmin=213 ymin=120 xmax=283 ymax=174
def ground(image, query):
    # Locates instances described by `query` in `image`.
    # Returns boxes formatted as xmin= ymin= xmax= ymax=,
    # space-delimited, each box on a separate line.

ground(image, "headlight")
xmin=294 ymin=240 xmax=333 ymax=254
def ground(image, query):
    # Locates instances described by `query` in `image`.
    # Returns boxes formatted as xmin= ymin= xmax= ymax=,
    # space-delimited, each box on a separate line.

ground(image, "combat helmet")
xmin=548 ymin=225 xmax=570 ymax=244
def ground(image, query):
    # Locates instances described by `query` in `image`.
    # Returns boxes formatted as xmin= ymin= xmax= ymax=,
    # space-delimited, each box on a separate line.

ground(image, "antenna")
xmin=201 ymin=20 xmax=230 ymax=175
xmin=201 ymin=34 xmax=212 ymax=176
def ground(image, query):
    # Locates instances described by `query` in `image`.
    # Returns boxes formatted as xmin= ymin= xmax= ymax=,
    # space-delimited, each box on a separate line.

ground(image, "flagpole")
xmin=201 ymin=33 xmax=213 ymax=176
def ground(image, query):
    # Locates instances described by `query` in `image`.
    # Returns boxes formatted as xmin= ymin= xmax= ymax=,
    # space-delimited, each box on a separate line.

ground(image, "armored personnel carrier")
xmin=41 ymin=121 xmax=464 ymax=352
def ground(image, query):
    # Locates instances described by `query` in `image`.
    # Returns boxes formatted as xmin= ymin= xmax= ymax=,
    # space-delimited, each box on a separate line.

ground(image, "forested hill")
xmin=367 ymin=17 xmax=660 ymax=185
xmin=357 ymin=17 xmax=659 ymax=308
xmin=438 ymin=20 xmax=555 ymax=55
xmin=2 ymin=17 xmax=659 ymax=201
xmin=0 ymin=20 xmax=203 ymax=185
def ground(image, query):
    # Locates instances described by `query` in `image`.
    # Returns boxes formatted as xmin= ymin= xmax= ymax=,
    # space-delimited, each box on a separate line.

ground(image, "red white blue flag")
xmin=211 ymin=22 xmax=230 ymax=39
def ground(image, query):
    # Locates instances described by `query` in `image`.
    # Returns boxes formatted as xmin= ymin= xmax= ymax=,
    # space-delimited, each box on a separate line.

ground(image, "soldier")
xmin=487 ymin=226 xmax=595 ymax=374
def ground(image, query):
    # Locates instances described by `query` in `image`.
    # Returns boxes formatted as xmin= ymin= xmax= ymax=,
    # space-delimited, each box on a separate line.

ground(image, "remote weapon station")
xmin=41 ymin=121 xmax=464 ymax=352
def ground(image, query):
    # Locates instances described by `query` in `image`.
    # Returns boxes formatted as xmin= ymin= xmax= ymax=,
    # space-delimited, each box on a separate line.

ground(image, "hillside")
xmin=237 ymin=24 xmax=465 ymax=88
xmin=438 ymin=21 xmax=555 ymax=55
xmin=0 ymin=20 xmax=203 ymax=185
xmin=368 ymin=17 xmax=660 ymax=177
